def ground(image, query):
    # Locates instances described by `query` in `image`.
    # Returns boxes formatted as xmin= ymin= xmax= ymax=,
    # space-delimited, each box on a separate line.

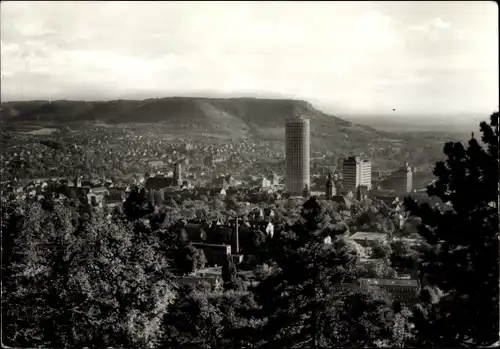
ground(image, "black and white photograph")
xmin=1 ymin=1 xmax=498 ymax=348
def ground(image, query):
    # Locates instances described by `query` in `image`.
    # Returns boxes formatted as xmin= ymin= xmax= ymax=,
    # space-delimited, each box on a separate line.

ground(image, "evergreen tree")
xmin=405 ymin=112 xmax=499 ymax=346
xmin=254 ymin=197 xmax=359 ymax=347
xmin=222 ymin=255 xmax=241 ymax=291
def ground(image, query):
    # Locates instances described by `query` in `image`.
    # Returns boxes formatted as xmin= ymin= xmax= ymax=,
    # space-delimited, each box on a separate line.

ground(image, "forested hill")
xmin=0 ymin=97 xmax=389 ymax=137
xmin=2 ymin=97 xmax=461 ymax=170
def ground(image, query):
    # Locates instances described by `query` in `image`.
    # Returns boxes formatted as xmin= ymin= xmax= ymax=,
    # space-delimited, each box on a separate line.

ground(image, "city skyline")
xmin=1 ymin=1 xmax=498 ymax=117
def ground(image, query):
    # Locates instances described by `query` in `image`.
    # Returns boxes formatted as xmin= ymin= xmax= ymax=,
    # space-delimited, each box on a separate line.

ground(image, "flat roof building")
xmin=342 ymin=156 xmax=372 ymax=193
xmin=349 ymin=231 xmax=387 ymax=247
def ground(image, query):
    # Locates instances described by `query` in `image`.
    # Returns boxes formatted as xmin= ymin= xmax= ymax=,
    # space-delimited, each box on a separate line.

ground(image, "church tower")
xmin=302 ymin=184 xmax=310 ymax=199
xmin=326 ymin=172 xmax=334 ymax=200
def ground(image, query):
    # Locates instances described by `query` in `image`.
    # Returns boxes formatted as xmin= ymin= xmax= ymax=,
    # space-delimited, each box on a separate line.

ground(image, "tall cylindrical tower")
xmin=285 ymin=116 xmax=310 ymax=196
xmin=174 ymin=162 xmax=182 ymax=186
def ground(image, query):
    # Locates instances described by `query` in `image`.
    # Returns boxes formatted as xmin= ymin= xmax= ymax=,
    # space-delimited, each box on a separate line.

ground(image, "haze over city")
xmin=1 ymin=1 xmax=498 ymax=118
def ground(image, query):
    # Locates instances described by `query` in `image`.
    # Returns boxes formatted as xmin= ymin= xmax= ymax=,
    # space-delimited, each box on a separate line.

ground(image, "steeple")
xmin=302 ymin=184 xmax=310 ymax=199
xmin=326 ymin=172 xmax=333 ymax=184
xmin=325 ymin=172 xmax=334 ymax=200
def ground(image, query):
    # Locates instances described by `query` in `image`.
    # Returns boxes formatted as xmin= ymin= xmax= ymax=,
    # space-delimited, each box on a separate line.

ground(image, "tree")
xmin=251 ymin=229 xmax=267 ymax=250
xmin=174 ymin=243 xmax=207 ymax=275
xmin=371 ymin=240 xmax=392 ymax=261
xmin=253 ymin=199 xmax=360 ymax=348
xmin=355 ymin=259 xmax=396 ymax=279
xmin=162 ymin=289 xmax=224 ymax=347
xmin=323 ymin=290 xmax=414 ymax=347
xmin=162 ymin=289 xmax=263 ymax=348
xmin=330 ymin=222 xmax=350 ymax=238
xmin=404 ymin=112 xmax=499 ymax=346
xmin=153 ymin=190 xmax=164 ymax=206
xmin=222 ymin=255 xmax=242 ymax=291
xmin=123 ymin=186 xmax=154 ymax=221
xmin=350 ymin=201 xmax=362 ymax=218
xmin=390 ymin=240 xmax=420 ymax=272
xmin=2 ymin=200 xmax=175 ymax=348
xmin=253 ymin=262 xmax=277 ymax=282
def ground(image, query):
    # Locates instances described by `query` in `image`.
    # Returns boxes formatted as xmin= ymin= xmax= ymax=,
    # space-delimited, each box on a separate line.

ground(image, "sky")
xmin=1 ymin=1 xmax=498 ymax=117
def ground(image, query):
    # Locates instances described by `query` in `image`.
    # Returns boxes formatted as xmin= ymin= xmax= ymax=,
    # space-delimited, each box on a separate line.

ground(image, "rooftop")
xmin=349 ymin=231 xmax=387 ymax=241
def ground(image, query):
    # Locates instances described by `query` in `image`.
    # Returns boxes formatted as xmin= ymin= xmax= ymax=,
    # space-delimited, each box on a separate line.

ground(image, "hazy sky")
xmin=1 ymin=1 xmax=498 ymax=116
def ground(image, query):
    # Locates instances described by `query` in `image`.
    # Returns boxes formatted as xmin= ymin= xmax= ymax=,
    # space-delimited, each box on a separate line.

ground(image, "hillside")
xmin=1 ymin=97 xmax=395 ymax=151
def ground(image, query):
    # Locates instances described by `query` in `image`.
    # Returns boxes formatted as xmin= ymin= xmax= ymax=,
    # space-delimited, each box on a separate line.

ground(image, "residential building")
xmin=148 ymin=160 xmax=165 ymax=168
xmin=285 ymin=116 xmax=310 ymax=196
xmin=359 ymin=278 xmax=420 ymax=302
xmin=349 ymin=231 xmax=388 ymax=247
xmin=212 ymin=175 xmax=236 ymax=190
xmin=174 ymin=275 xmax=221 ymax=289
xmin=334 ymin=278 xmax=420 ymax=303
xmin=261 ymin=177 xmax=272 ymax=188
xmin=192 ymin=243 xmax=231 ymax=267
xmin=372 ymin=193 xmax=401 ymax=207
xmin=174 ymin=267 xmax=222 ymax=290
xmin=392 ymin=236 xmax=425 ymax=247
xmin=333 ymin=282 xmax=359 ymax=293
xmin=87 ymin=187 xmax=108 ymax=207
xmin=342 ymin=156 xmax=372 ymax=193
xmin=248 ymin=220 xmax=274 ymax=237
xmin=332 ymin=195 xmax=353 ymax=209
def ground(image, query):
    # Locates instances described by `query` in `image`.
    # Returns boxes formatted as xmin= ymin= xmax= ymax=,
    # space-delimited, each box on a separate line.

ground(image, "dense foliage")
xmin=2 ymin=202 xmax=175 ymax=348
xmin=405 ymin=112 xmax=499 ymax=346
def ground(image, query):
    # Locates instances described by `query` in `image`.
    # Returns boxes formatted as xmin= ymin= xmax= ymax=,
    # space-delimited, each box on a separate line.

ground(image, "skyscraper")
xmin=286 ymin=116 xmax=310 ymax=196
xmin=342 ymin=156 xmax=372 ymax=193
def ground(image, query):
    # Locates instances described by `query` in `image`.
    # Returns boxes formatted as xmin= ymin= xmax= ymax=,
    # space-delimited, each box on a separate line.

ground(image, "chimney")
xmin=235 ymin=216 xmax=240 ymax=254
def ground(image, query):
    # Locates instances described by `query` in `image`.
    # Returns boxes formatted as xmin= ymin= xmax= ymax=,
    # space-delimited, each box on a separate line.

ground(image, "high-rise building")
xmin=342 ymin=156 xmax=372 ymax=193
xmin=387 ymin=162 xmax=413 ymax=193
xmin=286 ymin=116 xmax=310 ymax=196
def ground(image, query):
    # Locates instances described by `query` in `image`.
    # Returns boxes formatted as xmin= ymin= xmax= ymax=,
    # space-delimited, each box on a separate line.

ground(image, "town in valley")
xmin=1 ymin=1 xmax=498 ymax=348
